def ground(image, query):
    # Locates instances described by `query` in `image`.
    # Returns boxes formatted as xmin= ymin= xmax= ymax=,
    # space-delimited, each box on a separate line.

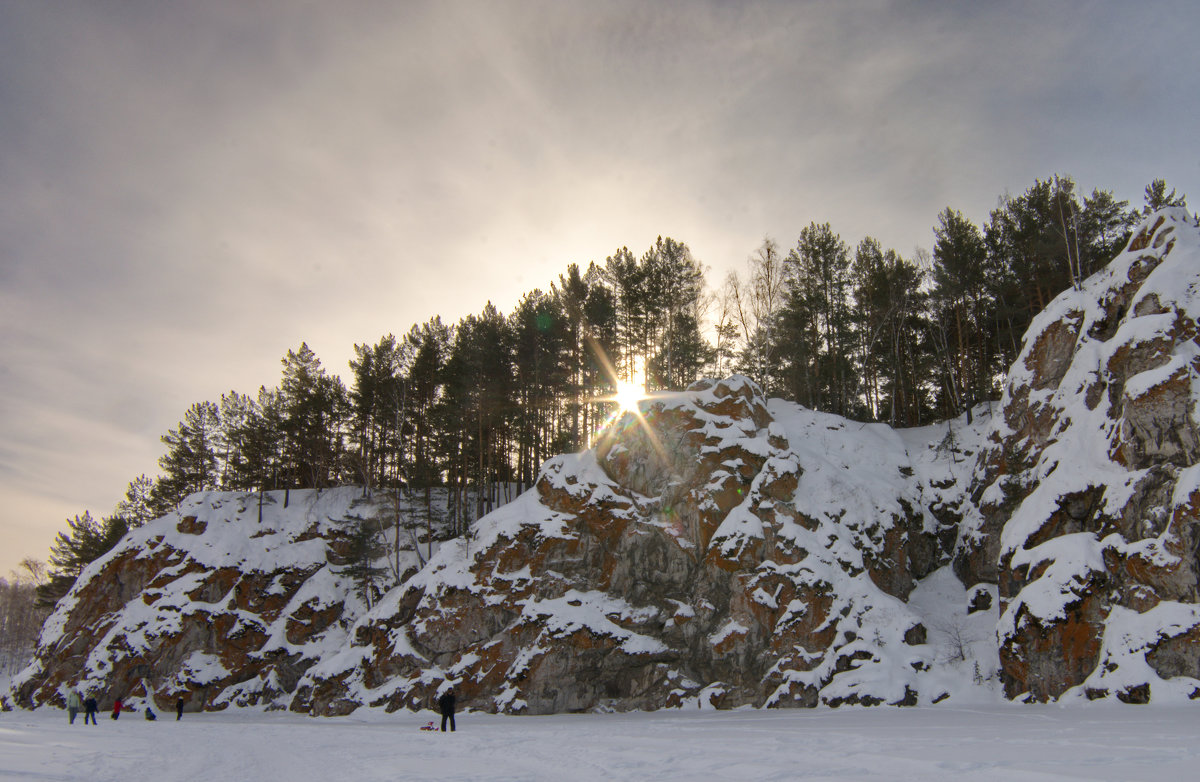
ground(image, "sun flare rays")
xmin=612 ymin=379 xmax=645 ymax=414
xmin=584 ymin=339 xmax=669 ymax=467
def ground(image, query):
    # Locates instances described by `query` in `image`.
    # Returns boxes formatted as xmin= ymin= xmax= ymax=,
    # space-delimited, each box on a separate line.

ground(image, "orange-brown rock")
xmin=967 ymin=208 xmax=1200 ymax=702
xmin=293 ymin=376 xmax=952 ymax=715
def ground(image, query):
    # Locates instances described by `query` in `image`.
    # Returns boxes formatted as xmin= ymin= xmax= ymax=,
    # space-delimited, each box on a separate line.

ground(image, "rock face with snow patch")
xmin=39 ymin=208 xmax=1200 ymax=714
xmin=13 ymin=377 xmax=984 ymax=716
xmin=11 ymin=489 xmax=404 ymax=712
xmin=297 ymin=377 xmax=961 ymax=714
xmin=18 ymin=214 xmax=1200 ymax=714
xmin=960 ymin=209 xmax=1200 ymax=702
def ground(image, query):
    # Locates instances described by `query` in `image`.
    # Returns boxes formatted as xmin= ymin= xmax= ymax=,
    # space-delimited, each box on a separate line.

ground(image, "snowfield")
xmin=4 ymin=704 xmax=1200 ymax=781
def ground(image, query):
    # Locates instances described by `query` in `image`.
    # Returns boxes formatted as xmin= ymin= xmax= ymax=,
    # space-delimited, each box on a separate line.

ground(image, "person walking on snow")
xmin=84 ymin=695 xmax=99 ymax=725
xmin=438 ymin=687 xmax=456 ymax=732
xmin=176 ymin=697 xmax=184 ymax=720
xmin=111 ymin=697 xmax=123 ymax=720
xmin=66 ymin=688 xmax=82 ymax=724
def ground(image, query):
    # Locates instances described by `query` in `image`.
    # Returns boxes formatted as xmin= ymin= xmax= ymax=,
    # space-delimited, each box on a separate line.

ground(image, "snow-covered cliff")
xmin=292 ymin=378 xmax=992 ymax=715
xmin=962 ymin=207 xmax=1200 ymax=703
xmin=10 ymin=488 xmax=432 ymax=711
xmin=11 ymin=380 xmax=993 ymax=714
xmin=9 ymin=209 xmax=1200 ymax=715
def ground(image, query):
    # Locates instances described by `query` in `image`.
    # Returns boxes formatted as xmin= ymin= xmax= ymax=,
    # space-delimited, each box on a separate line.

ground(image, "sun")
xmin=613 ymin=379 xmax=644 ymax=413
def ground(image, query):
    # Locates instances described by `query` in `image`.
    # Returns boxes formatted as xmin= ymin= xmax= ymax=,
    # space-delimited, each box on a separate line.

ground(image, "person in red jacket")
xmin=111 ymin=697 xmax=123 ymax=720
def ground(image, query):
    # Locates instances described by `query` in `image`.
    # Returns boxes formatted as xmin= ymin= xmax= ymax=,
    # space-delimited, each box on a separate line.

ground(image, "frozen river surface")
xmin=3 ymin=703 xmax=1198 ymax=781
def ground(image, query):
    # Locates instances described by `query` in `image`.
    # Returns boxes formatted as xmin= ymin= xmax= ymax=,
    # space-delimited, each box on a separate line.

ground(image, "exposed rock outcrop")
xmin=14 ymin=210 xmax=1200 ymax=714
xmin=12 ymin=489 xmax=413 ymax=712
xmin=959 ymin=208 xmax=1200 ymax=702
xmin=14 ymin=377 xmax=984 ymax=715
xmin=294 ymin=377 xmax=976 ymax=714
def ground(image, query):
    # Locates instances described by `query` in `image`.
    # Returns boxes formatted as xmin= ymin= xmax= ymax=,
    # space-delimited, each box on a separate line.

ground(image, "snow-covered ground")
xmin=4 ymin=704 xmax=1199 ymax=781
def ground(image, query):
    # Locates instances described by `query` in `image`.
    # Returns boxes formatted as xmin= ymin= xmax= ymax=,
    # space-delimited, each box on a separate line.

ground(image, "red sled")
xmin=420 ymin=721 xmax=437 ymax=731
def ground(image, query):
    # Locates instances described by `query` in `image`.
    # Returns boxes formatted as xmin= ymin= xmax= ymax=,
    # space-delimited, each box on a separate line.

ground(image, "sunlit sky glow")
xmin=2 ymin=1 xmax=1199 ymax=575
xmin=613 ymin=381 xmax=646 ymax=415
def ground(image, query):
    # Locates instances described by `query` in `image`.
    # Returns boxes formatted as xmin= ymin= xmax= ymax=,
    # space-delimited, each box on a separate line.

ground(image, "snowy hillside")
xmin=9 ymin=487 xmax=453 ymax=713
xmin=7 ymin=209 xmax=1200 ymax=716
xmin=9 ymin=378 xmax=999 ymax=715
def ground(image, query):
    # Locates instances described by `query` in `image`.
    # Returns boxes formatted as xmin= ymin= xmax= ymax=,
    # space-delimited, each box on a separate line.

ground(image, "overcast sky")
xmin=2 ymin=1 xmax=1198 ymax=577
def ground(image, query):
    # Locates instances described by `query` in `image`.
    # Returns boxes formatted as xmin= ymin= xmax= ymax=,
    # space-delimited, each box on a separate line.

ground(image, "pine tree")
xmin=581 ymin=266 xmax=619 ymax=396
xmin=849 ymin=238 xmax=929 ymax=425
xmin=333 ymin=517 xmax=388 ymax=610
xmin=216 ymin=391 xmax=256 ymax=489
xmin=643 ymin=236 xmax=710 ymax=390
xmin=604 ymin=247 xmax=646 ymax=382
xmin=781 ymin=223 xmax=856 ymax=415
xmin=931 ymin=207 xmax=990 ymax=418
xmin=1143 ymin=178 xmax=1187 ymax=213
xmin=115 ymin=474 xmax=160 ymax=527
xmin=36 ymin=512 xmax=128 ymax=607
xmin=154 ymin=401 xmax=221 ymax=510
xmin=1078 ymin=189 xmax=1136 ymax=275
xmin=349 ymin=335 xmax=404 ymax=493
xmin=228 ymin=387 xmax=285 ymax=493
xmin=439 ymin=305 xmax=514 ymax=529
xmin=983 ymin=175 xmax=1137 ymax=377
xmin=985 ymin=176 xmax=1080 ymax=321
xmin=401 ymin=318 xmax=451 ymax=516
xmin=511 ymin=290 xmax=569 ymax=487
xmin=851 ymin=237 xmax=887 ymax=418
xmin=557 ymin=264 xmax=590 ymax=450
xmin=279 ymin=343 xmax=349 ymax=489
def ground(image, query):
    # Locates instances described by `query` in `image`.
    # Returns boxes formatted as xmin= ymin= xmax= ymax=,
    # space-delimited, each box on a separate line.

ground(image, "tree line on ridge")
xmin=34 ymin=176 xmax=1189 ymax=606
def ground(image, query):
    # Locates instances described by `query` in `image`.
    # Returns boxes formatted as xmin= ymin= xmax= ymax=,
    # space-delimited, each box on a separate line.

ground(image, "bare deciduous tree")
xmin=726 ymin=238 xmax=787 ymax=394
xmin=931 ymin=617 xmax=984 ymax=665
xmin=1 ymin=559 xmax=50 ymax=675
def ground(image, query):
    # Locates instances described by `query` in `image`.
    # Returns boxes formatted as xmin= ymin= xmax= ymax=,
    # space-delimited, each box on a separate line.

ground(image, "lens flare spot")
xmin=614 ymin=380 xmax=644 ymax=413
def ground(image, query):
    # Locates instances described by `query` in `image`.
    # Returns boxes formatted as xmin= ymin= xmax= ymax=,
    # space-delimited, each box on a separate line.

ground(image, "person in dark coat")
xmin=144 ymin=706 xmax=157 ymax=721
xmin=111 ymin=697 xmax=123 ymax=720
xmin=437 ymin=687 xmax=456 ymax=732
xmin=84 ymin=695 xmax=99 ymax=725
xmin=176 ymin=697 xmax=185 ymax=721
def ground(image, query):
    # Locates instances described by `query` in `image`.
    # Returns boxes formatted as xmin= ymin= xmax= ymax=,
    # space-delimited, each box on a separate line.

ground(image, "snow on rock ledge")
xmin=10 ymin=488 xmax=409 ymax=713
xmin=962 ymin=208 xmax=1200 ymax=702
xmin=15 ymin=216 xmax=1200 ymax=714
xmin=297 ymin=376 xmax=966 ymax=714
xmin=11 ymin=376 xmax=990 ymax=715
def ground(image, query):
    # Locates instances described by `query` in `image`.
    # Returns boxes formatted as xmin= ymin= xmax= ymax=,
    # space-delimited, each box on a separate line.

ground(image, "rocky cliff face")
xmin=12 ymin=210 xmax=1200 ymax=715
xmin=958 ymin=208 xmax=1200 ymax=702
xmin=11 ymin=378 xmax=987 ymax=715
xmin=11 ymin=488 xmax=419 ymax=712
xmin=295 ymin=378 xmax=976 ymax=715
